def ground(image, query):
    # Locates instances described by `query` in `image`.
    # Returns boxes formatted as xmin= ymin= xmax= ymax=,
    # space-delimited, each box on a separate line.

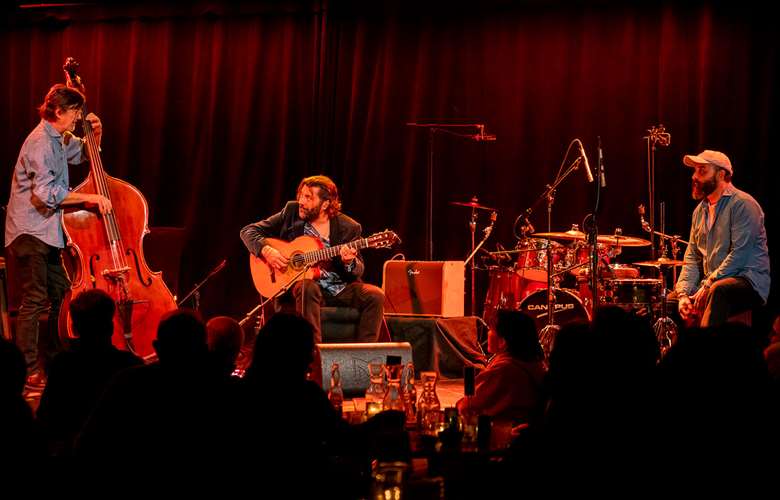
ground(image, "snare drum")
xmin=603 ymin=278 xmax=662 ymax=307
xmin=605 ymin=264 xmax=640 ymax=280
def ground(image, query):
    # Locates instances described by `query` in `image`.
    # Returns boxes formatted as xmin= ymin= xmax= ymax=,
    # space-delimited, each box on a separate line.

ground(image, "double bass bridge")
xmin=101 ymin=266 xmax=131 ymax=282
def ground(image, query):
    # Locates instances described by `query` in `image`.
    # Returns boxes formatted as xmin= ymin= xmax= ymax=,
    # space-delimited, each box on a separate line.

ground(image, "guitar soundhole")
xmin=290 ymin=253 xmax=305 ymax=271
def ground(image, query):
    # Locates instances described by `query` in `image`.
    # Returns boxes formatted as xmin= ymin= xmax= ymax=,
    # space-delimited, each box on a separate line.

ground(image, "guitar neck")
xmin=303 ymin=238 xmax=370 ymax=265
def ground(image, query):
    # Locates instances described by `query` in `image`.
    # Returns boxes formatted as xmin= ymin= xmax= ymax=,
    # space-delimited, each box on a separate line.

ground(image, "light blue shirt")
xmin=675 ymin=183 xmax=770 ymax=303
xmin=5 ymin=120 xmax=84 ymax=249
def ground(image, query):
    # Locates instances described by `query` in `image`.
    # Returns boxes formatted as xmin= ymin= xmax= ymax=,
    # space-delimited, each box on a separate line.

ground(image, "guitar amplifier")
xmin=382 ymin=260 xmax=464 ymax=317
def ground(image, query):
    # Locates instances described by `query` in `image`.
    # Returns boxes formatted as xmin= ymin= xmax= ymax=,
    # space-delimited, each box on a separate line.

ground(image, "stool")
xmin=321 ymin=306 xmax=390 ymax=343
xmin=321 ymin=306 xmax=361 ymax=342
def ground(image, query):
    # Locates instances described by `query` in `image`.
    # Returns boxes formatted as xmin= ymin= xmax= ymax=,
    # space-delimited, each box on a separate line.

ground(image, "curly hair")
xmin=297 ymin=175 xmax=342 ymax=217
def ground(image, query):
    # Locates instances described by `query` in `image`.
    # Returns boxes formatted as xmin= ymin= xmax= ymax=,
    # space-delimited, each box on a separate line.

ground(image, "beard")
xmin=692 ymin=177 xmax=717 ymax=200
xmin=300 ymin=201 xmax=324 ymax=222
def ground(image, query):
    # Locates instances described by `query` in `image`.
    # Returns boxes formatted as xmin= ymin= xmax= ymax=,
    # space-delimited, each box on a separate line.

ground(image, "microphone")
xmin=597 ymin=136 xmax=605 ymax=188
xmin=473 ymin=124 xmax=497 ymax=142
xmin=474 ymin=132 xmax=497 ymax=142
xmin=578 ymin=140 xmax=594 ymax=183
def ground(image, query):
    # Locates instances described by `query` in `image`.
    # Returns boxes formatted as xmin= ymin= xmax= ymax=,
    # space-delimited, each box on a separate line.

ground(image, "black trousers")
xmin=8 ymin=234 xmax=70 ymax=375
xmin=700 ymin=277 xmax=762 ymax=328
xmin=288 ymin=279 xmax=385 ymax=344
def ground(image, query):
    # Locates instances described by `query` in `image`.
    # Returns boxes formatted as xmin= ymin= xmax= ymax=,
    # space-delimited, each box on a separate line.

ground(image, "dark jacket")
xmin=240 ymin=200 xmax=365 ymax=283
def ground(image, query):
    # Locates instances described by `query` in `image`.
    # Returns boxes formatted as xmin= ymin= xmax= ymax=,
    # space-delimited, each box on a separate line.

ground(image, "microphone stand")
xmin=406 ymin=122 xmax=495 ymax=260
xmin=535 ymin=155 xmax=585 ymax=361
xmin=177 ymin=259 xmax=227 ymax=309
xmin=643 ymin=125 xmax=671 ymax=260
xmin=239 ymin=264 xmax=312 ymax=328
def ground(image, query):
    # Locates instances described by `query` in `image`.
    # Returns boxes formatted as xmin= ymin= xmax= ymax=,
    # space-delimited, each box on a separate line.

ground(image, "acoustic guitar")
xmin=249 ymin=230 xmax=400 ymax=297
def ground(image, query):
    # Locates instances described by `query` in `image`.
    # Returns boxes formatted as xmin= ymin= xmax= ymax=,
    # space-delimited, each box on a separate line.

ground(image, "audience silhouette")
xmin=36 ymin=289 xmax=143 ymax=455
xmin=0 ymin=338 xmax=44 ymax=457
xmin=75 ymin=309 xmax=231 ymax=457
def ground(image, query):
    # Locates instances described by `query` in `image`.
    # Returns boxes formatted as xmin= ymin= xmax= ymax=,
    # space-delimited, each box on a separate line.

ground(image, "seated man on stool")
xmin=240 ymin=175 xmax=385 ymax=350
xmin=674 ymin=150 xmax=770 ymax=327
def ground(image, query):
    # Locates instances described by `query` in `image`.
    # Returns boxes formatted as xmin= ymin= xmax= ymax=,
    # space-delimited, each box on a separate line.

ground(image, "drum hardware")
xmin=463 ymin=208 xmax=498 ymax=317
xmin=638 ymin=201 xmax=687 ymax=356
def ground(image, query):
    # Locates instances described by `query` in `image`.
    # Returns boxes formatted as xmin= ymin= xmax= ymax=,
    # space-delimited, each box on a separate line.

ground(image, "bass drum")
xmin=518 ymin=288 xmax=591 ymax=333
xmin=482 ymin=267 xmax=546 ymax=328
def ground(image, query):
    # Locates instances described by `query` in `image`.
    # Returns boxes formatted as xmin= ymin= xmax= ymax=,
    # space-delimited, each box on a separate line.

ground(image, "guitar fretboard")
xmin=293 ymin=238 xmax=372 ymax=266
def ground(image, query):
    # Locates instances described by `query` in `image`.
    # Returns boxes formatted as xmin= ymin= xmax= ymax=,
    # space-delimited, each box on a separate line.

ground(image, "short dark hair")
xmin=495 ymin=310 xmax=543 ymax=362
xmin=297 ymin=175 xmax=341 ymax=217
xmin=70 ymin=289 xmax=116 ymax=342
xmin=248 ymin=313 xmax=315 ymax=381
xmin=38 ymin=84 xmax=85 ymax=121
xmin=154 ymin=309 xmax=208 ymax=364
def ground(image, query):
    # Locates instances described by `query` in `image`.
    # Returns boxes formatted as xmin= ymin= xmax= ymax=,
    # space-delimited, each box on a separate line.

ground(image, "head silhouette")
xmin=247 ymin=313 xmax=315 ymax=383
xmin=206 ymin=316 xmax=245 ymax=374
xmin=153 ymin=309 xmax=208 ymax=368
xmin=69 ymin=289 xmax=116 ymax=345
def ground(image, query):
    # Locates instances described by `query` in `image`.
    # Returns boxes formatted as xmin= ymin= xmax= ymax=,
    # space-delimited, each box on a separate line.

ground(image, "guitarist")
xmin=240 ymin=175 xmax=385 ymax=348
xmin=674 ymin=150 xmax=769 ymax=328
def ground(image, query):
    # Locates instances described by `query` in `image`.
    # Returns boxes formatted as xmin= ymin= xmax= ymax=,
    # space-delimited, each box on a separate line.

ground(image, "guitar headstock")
xmin=366 ymin=230 xmax=401 ymax=249
xmin=63 ymin=57 xmax=86 ymax=94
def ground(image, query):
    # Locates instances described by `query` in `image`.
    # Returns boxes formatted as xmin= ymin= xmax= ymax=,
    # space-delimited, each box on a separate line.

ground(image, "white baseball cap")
xmin=683 ymin=150 xmax=733 ymax=175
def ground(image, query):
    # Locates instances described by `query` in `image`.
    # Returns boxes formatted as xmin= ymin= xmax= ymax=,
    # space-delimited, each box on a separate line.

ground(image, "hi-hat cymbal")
xmin=450 ymin=200 xmax=496 ymax=211
xmin=634 ymin=257 xmax=686 ymax=267
xmin=596 ymin=234 xmax=651 ymax=247
xmin=531 ymin=229 xmax=586 ymax=241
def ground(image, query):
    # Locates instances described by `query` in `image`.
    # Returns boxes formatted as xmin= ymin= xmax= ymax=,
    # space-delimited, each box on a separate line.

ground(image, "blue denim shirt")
xmin=5 ymin=120 xmax=85 ymax=249
xmin=675 ymin=183 xmax=770 ymax=303
xmin=303 ymin=223 xmax=355 ymax=297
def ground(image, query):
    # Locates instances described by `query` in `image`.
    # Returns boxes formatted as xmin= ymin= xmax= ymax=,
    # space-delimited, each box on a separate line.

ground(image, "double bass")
xmin=59 ymin=57 xmax=177 ymax=360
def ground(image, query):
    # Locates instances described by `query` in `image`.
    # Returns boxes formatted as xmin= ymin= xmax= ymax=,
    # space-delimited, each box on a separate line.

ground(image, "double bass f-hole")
xmin=127 ymin=248 xmax=153 ymax=286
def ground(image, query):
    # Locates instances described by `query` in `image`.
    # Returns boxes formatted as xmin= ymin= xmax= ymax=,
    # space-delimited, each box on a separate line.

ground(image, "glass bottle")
xmin=401 ymin=362 xmax=417 ymax=427
xmin=461 ymin=366 xmax=478 ymax=451
xmin=382 ymin=363 xmax=405 ymax=412
xmin=328 ymin=362 xmax=344 ymax=417
xmin=370 ymin=461 xmax=407 ymax=500
xmin=365 ymin=360 xmax=386 ymax=405
xmin=416 ymin=371 xmax=442 ymax=435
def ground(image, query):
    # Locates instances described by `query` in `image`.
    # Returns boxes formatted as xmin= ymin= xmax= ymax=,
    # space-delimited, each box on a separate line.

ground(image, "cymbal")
xmin=530 ymin=229 xmax=586 ymax=241
xmin=634 ymin=257 xmax=686 ymax=267
xmin=596 ymin=234 xmax=651 ymax=247
xmin=449 ymin=200 xmax=496 ymax=211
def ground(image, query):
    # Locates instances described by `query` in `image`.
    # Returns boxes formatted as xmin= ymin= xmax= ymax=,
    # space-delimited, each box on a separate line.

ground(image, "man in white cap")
xmin=675 ymin=150 xmax=770 ymax=327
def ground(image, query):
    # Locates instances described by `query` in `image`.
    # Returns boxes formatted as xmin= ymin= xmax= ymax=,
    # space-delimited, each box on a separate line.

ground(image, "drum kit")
xmin=451 ymin=196 xmax=686 ymax=359
xmin=448 ymin=129 xmax=689 ymax=359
